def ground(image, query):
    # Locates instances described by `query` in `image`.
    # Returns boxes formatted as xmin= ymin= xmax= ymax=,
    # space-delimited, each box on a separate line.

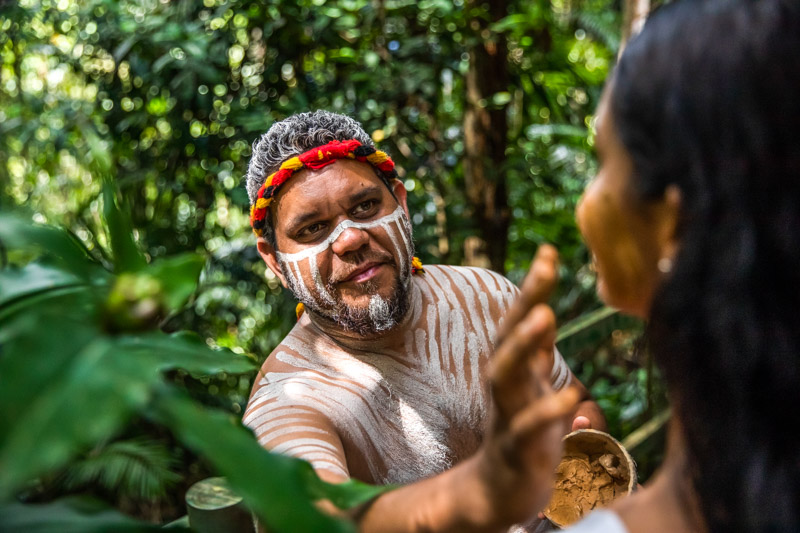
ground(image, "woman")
xmin=561 ymin=0 xmax=800 ymax=531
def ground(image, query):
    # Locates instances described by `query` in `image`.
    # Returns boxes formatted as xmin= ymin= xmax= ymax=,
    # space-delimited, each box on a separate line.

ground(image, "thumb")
xmin=571 ymin=416 xmax=591 ymax=431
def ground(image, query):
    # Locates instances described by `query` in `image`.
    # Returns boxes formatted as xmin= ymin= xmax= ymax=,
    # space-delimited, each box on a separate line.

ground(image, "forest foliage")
xmin=0 ymin=0 xmax=666 ymax=529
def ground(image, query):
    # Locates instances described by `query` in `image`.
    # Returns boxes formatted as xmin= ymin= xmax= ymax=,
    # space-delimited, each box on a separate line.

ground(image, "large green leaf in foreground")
xmin=0 ymin=208 xmax=389 ymax=532
xmin=154 ymin=390 xmax=392 ymax=533
xmin=0 ymin=312 xmax=253 ymax=499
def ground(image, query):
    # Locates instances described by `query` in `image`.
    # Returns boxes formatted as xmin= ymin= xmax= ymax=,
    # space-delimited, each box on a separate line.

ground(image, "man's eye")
xmin=299 ymin=222 xmax=325 ymax=238
xmin=352 ymin=200 xmax=377 ymax=216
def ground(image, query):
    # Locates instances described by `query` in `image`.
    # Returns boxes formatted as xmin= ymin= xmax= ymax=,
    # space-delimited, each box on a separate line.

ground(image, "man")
xmin=242 ymin=110 xmax=604 ymax=531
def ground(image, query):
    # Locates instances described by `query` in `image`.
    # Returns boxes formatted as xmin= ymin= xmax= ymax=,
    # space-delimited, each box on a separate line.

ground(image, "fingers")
xmin=490 ymin=304 xmax=557 ymax=416
xmin=496 ymin=245 xmax=559 ymax=346
xmin=494 ymin=386 xmax=578 ymax=469
xmin=509 ymin=386 xmax=580 ymax=438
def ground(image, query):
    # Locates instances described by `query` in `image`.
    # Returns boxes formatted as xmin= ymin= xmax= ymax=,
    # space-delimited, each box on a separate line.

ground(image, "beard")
xmin=280 ymin=250 xmax=412 ymax=337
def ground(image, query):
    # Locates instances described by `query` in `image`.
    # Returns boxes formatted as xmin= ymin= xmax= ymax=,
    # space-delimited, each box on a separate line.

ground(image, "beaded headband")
xmin=249 ymin=139 xmax=398 ymax=237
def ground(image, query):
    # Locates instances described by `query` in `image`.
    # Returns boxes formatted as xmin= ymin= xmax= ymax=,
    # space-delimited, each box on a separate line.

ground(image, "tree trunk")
xmin=620 ymin=0 xmax=651 ymax=54
xmin=463 ymin=0 xmax=510 ymax=274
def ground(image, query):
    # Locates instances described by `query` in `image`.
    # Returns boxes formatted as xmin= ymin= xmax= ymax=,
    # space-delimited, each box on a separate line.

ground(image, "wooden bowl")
xmin=543 ymin=429 xmax=636 ymax=528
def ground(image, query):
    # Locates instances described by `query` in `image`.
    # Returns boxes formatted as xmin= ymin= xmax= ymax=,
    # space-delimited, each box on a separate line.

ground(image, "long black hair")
xmin=611 ymin=0 xmax=800 ymax=531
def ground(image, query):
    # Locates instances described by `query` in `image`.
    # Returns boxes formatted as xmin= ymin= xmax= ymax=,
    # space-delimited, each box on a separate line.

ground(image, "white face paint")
xmin=276 ymin=205 xmax=414 ymax=313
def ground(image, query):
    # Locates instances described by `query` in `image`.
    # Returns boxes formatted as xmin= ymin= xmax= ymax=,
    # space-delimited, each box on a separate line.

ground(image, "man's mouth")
xmin=339 ymin=262 xmax=386 ymax=284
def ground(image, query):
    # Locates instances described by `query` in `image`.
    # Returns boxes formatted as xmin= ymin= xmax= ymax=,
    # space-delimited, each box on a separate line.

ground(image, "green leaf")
xmin=145 ymin=254 xmax=205 ymax=312
xmin=0 ymin=283 xmax=96 ymax=325
xmin=152 ymin=390 xmax=355 ymax=533
xmin=0 ymin=309 xmax=249 ymax=499
xmin=491 ymin=91 xmax=512 ymax=106
xmin=0 ymin=315 xmax=98 ymax=446
xmin=112 ymin=35 xmax=138 ymax=62
xmin=61 ymin=438 xmax=181 ymax=500
xmin=0 ymin=496 xmax=184 ymax=532
xmin=102 ymin=181 xmax=147 ymax=273
xmin=85 ymin=130 xmax=112 ymax=175
xmin=115 ymin=331 xmax=254 ymax=375
xmin=0 ymin=336 xmax=154 ymax=499
xmin=0 ymin=213 xmax=93 ymax=277
xmin=305 ymin=476 xmax=394 ymax=511
xmin=152 ymin=52 xmax=173 ymax=73
xmin=0 ymin=263 xmax=87 ymax=309
xmin=490 ymin=14 xmax=528 ymax=33
xmin=525 ymin=123 xmax=588 ymax=140
xmin=621 ymin=409 xmax=671 ymax=451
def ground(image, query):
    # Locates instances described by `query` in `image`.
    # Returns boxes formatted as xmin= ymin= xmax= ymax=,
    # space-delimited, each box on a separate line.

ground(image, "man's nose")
xmin=331 ymin=226 xmax=370 ymax=256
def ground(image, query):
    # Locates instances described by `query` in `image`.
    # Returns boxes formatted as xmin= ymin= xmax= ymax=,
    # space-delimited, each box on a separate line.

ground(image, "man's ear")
xmin=257 ymin=238 xmax=289 ymax=288
xmin=392 ymin=179 xmax=410 ymax=220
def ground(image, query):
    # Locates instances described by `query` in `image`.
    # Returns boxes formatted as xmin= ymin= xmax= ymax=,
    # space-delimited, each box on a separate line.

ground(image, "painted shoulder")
xmin=257 ymin=316 xmax=334 ymax=375
xmin=245 ymin=318 xmax=348 ymax=424
xmin=420 ymin=264 xmax=520 ymax=299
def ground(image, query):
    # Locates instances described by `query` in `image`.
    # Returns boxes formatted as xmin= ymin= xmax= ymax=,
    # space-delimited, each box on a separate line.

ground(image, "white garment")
xmin=561 ymin=510 xmax=629 ymax=533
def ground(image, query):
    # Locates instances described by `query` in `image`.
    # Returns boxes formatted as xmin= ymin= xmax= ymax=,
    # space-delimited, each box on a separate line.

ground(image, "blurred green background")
xmin=0 ymin=0 xmax=667 ymax=530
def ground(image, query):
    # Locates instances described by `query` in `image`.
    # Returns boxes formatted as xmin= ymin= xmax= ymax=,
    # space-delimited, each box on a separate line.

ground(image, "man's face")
xmin=258 ymin=159 xmax=413 ymax=335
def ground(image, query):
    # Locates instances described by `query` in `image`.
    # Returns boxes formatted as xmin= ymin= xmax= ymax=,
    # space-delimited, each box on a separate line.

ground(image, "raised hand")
xmin=357 ymin=245 xmax=581 ymax=533
xmin=477 ymin=245 xmax=580 ymax=525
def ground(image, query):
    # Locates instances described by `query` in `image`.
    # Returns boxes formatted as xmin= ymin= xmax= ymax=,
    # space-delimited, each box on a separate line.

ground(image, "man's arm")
xmin=243 ymin=370 xmax=350 ymax=485
xmin=548 ymin=351 xmax=606 ymax=432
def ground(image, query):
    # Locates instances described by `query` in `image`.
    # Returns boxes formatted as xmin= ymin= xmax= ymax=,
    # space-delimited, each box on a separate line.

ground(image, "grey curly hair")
xmin=245 ymin=110 xmax=379 ymax=245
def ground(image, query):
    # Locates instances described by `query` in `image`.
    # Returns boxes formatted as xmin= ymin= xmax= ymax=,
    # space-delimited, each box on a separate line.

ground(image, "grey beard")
xmin=280 ymin=262 xmax=412 ymax=337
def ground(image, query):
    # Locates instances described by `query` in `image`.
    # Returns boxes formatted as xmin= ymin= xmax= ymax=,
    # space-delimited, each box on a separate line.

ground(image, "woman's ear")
xmin=257 ymin=238 xmax=289 ymax=288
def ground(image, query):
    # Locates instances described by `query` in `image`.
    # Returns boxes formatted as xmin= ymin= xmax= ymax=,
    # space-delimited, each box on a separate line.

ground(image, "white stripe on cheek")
xmin=383 ymin=220 xmax=407 ymax=275
xmin=289 ymin=260 xmax=316 ymax=306
xmin=397 ymin=215 xmax=413 ymax=258
xmin=309 ymin=254 xmax=335 ymax=305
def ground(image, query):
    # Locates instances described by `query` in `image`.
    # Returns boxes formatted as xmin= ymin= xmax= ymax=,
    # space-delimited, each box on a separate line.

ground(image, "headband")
xmin=249 ymin=139 xmax=398 ymax=236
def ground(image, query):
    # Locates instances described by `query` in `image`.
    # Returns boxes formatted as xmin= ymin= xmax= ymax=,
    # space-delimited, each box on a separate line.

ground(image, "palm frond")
xmin=574 ymin=11 xmax=622 ymax=54
xmin=60 ymin=438 xmax=181 ymax=501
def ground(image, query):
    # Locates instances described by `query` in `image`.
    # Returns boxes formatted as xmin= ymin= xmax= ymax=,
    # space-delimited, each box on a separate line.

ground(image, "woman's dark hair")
xmin=611 ymin=0 xmax=800 ymax=531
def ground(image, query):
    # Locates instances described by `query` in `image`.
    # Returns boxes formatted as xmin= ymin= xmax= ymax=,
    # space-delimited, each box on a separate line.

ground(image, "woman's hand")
xmin=476 ymin=245 xmax=580 ymax=525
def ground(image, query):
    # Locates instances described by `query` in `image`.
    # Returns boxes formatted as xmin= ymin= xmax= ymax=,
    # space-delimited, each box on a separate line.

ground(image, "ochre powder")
xmin=544 ymin=432 xmax=633 ymax=527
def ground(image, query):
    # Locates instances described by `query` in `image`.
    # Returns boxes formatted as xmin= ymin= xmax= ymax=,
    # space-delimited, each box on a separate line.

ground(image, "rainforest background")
xmin=0 ymin=0 xmax=666 ymax=530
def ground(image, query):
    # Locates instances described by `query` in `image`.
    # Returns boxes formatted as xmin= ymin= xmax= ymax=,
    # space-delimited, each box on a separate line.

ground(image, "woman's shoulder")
xmin=560 ymin=510 xmax=629 ymax=533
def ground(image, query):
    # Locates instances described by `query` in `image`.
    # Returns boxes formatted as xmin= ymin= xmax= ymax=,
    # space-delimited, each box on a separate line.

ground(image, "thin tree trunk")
xmin=463 ymin=0 xmax=510 ymax=274
xmin=620 ymin=0 xmax=651 ymax=54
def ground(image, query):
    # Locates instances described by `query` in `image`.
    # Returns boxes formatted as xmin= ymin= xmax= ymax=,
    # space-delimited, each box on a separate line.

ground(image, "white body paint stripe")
xmin=310 ymin=461 xmax=349 ymax=477
xmin=550 ymin=347 xmax=572 ymax=390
